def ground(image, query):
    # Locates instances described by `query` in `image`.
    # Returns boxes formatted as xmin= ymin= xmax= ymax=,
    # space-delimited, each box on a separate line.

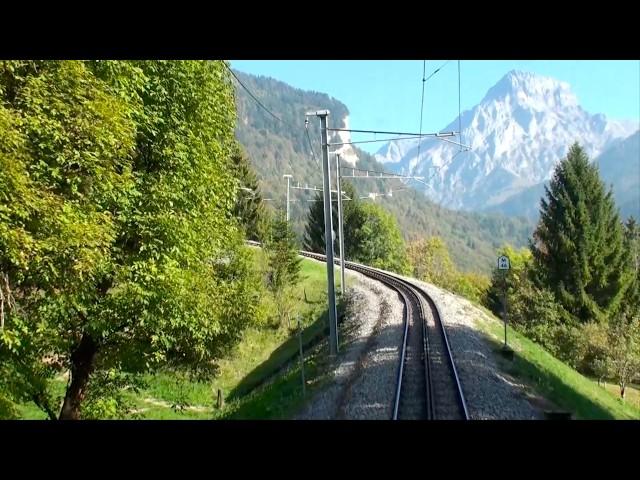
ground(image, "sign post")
xmin=497 ymin=255 xmax=511 ymax=355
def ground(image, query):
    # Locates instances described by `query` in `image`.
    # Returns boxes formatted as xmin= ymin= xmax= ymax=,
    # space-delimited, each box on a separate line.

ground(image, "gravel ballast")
xmin=401 ymin=277 xmax=546 ymax=420
xmin=295 ymin=268 xmax=404 ymax=420
xmin=295 ymin=257 xmax=548 ymax=420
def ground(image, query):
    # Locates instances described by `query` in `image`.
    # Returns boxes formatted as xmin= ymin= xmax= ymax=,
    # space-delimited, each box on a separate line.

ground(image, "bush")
xmin=0 ymin=394 xmax=18 ymax=420
xmin=451 ymin=272 xmax=490 ymax=304
xmin=264 ymin=214 xmax=302 ymax=328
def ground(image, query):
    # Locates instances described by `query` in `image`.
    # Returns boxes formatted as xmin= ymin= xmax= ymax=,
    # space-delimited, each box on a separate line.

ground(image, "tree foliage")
xmin=303 ymin=185 xmax=409 ymax=274
xmin=231 ymin=145 xmax=265 ymax=241
xmin=264 ymin=213 xmax=302 ymax=327
xmin=406 ymin=237 xmax=457 ymax=289
xmin=531 ymin=143 xmax=630 ymax=325
xmin=0 ymin=60 xmax=258 ymax=419
xmin=580 ymin=305 xmax=640 ymax=398
xmin=623 ymin=216 xmax=640 ymax=306
xmin=485 ymin=147 xmax=640 ymax=382
xmin=486 ymin=244 xmax=575 ymax=359
xmin=303 ymin=182 xmax=360 ymax=256
xmin=354 ymin=202 xmax=410 ymax=273
xmin=302 ymin=191 xmax=329 ymax=254
xmin=486 ymin=245 xmax=533 ymax=315
xmin=452 ymin=272 xmax=490 ymax=305
xmin=406 ymin=236 xmax=489 ymax=303
xmin=605 ymin=306 xmax=640 ymax=399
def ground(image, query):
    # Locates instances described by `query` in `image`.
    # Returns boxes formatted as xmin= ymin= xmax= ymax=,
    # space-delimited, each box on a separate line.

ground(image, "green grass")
xmin=477 ymin=314 xmax=640 ymax=420
xmin=600 ymin=382 xmax=640 ymax=410
xmin=227 ymin=308 xmax=329 ymax=400
xmin=14 ymin=252 xmax=338 ymax=420
xmin=16 ymin=402 xmax=50 ymax=420
xmin=223 ymin=339 xmax=332 ymax=420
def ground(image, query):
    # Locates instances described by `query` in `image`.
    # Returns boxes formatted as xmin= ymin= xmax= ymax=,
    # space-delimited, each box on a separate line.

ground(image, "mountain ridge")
xmin=375 ymin=70 xmax=639 ymax=212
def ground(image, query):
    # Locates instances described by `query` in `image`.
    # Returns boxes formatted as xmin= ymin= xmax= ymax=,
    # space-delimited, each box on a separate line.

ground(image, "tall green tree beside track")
xmin=0 ymin=60 xmax=258 ymax=419
xmin=531 ymin=143 xmax=629 ymax=325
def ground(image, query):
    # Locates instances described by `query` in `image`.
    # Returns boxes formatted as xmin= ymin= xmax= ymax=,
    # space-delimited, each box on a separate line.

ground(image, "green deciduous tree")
xmin=303 ymin=184 xmax=408 ymax=274
xmin=531 ymin=143 xmax=630 ymax=325
xmin=406 ymin=236 xmax=490 ymax=303
xmin=605 ymin=305 xmax=640 ymax=399
xmin=0 ymin=60 xmax=258 ymax=419
xmin=350 ymin=202 xmax=409 ymax=274
xmin=581 ymin=305 xmax=640 ymax=398
xmin=486 ymin=245 xmax=532 ymax=315
xmin=406 ymin=237 xmax=457 ymax=289
xmin=452 ymin=272 xmax=490 ymax=305
xmin=485 ymin=245 xmax=573 ymax=358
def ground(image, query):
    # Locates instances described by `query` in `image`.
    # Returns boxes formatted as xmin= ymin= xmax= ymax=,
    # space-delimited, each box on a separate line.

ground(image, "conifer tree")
xmin=264 ymin=213 xmax=302 ymax=327
xmin=231 ymin=146 xmax=265 ymax=241
xmin=531 ymin=143 xmax=629 ymax=324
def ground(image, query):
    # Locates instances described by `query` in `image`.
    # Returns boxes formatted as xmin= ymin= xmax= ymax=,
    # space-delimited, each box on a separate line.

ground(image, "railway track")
xmin=298 ymin=250 xmax=468 ymax=420
xmin=246 ymin=240 xmax=468 ymax=420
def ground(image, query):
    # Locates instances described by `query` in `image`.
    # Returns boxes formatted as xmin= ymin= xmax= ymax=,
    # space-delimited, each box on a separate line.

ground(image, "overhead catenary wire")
xmin=327 ymin=128 xmax=456 ymax=137
xmin=416 ymin=60 xmax=427 ymax=173
xmin=417 ymin=61 xmax=469 ymax=206
xmin=329 ymin=135 xmax=450 ymax=147
xmin=339 ymin=165 xmax=425 ymax=179
xmin=432 ymin=135 xmax=470 ymax=150
xmin=424 ymin=60 xmax=451 ymax=83
xmin=424 ymin=148 xmax=468 ymax=186
xmin=305 ymin=119 xmax=321 ymax=168
xmin=412 ymin=60 xmax=456 ymax=177
xmin=225 ymin=61 xmax=322 ymax=173
xmin=226 ymin=60 xmax=459 ymax=151
xmin=226 ymin=60 xmax=470 ymax=207
xmin=224 ymin=62 xmax=290 ymax=127
xmin=458 ymin=60 xmax=462 ymax=152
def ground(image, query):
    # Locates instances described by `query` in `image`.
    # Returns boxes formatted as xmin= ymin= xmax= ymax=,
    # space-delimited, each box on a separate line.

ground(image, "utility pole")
xmin=306 ymin=110 xmax=338 ymax=356
xmin=283 ymin=174 xmax=293 ymax=222
xmin=335 ymin=154 xmax=346 ymax=296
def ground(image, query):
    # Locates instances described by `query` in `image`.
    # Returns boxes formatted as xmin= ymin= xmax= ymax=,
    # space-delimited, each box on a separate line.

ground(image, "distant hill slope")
xmin=233 ymin=70 xmax=535 ymax=274
xmin=597 ymin=131 xmax=640 ymax=220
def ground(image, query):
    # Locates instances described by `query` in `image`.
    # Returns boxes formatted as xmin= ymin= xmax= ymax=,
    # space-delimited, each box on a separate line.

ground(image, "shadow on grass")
xmin=476 ymin=323 xmax=629 ymax=420
xmin=500 ymin=350 xmax=615 ymax=419
xmin=227 ymin=308 xmax=331 ymax=401
xmin=223 ymin=352 xmax=329 ymax=420
xmin=302 ymin=287 xmax=325 ymax=306
xmin=226 ymin=293 xmax=353 ymax=408
xmin=224 ymin=289 xmax=401 ymax=421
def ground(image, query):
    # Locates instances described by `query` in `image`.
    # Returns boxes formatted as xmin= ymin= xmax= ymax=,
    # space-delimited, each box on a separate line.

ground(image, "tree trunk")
xmin=59 ymin=333 xmax=97 ymax=420
xmin=620 ymin=382 xmax=626 ymax=400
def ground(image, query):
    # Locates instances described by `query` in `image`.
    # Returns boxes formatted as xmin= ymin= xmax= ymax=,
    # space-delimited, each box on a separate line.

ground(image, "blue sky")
xmin=230 ymin=60 xmax=640 ymax=153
